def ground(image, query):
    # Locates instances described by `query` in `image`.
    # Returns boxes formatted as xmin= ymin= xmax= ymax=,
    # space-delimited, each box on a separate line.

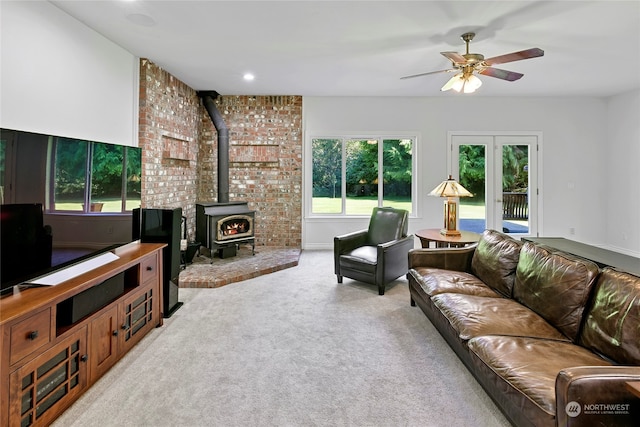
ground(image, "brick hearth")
xmin=178 ymin=246 xmax=301 ymax=288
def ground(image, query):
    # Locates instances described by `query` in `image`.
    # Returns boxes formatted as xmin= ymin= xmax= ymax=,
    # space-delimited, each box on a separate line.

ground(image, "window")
xmin=311 ymin=136 xmax=414 ymax=215
xmin=50 ymin=137 xmax=141 ymax=213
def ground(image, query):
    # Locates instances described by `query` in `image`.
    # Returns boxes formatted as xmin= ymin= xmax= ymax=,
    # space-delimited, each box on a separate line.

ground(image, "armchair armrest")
xmin=556 ymin=366 xmax=640 ymax=426
xmin=334 ymin=229 xmax=368 ymax=253
xmin=378 ymin=234 xmax=415 ymax=287
xmin=378 ymin=234 xmax=415 ymax=251
xmin=334 ymin=229 xmax=368 ymax=274
xmin=408 ymin=245 xmax=476 ymax=272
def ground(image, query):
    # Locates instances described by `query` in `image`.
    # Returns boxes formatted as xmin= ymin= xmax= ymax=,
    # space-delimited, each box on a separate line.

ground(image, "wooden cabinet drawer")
xmin=9 ymin=308 xmax=52 ymax=365
xmin=140 ymin=253 xmax=158 ymax=284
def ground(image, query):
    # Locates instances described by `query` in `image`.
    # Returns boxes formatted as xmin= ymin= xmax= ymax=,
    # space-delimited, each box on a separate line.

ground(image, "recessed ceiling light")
xmin=126 ymin=13 xmax=156 ymax=27
xmin=243 ymin=73 xmax=255 ymax=81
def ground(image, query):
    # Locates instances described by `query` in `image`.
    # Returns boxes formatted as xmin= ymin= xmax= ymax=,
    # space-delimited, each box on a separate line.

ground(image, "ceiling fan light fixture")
xmin=452 ymin=75 xmax=466 ymax=92
xmin=441 ymin=73 xmax=481 ymax=93
xmin=463 ymin=74 xmax=482 ymax=93
xmin=403 ymin=31 xmax=543 ymax=94
xmin=441 ymin=73 xmax=463 ymax=92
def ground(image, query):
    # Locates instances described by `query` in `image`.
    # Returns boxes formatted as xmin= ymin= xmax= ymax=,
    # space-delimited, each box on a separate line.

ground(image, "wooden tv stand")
xmin=0 ymin=241 xmax=166 ymax=427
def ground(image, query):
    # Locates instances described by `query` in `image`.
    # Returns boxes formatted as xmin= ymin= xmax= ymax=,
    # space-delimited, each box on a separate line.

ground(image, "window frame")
xmin=48 ymin=137 xmax=140 ymax=215
xmin=306 ymin=133 xmax=418 ymax=218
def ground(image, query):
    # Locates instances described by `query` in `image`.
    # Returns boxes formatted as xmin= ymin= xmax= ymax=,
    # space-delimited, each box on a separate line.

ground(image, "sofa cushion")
xmin=580 ymin=268 xmax=640 ymax=365
xmin=408 ymin=268 xmax=501 ymax=298
xmin=513 ymin=243 xmax=600 ymax=342
xmin=471 ymin=229 xmax=523 ymax=297
xmin=432 ymin=293 xmax=569 ymax=342
xmin=468 ymin=335 xmax=611 ymax=424
xmin=340 ymin=246 xmax=377 ymax=273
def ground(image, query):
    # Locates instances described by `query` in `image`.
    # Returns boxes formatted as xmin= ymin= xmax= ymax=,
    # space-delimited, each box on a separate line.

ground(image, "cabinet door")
xmin=9 ymin=327 xmax=87 ymax=427
xmin=89 ymin=306 xmax=119 ymax=382
xmin=119 ymin=283 xmax=158 ymax=354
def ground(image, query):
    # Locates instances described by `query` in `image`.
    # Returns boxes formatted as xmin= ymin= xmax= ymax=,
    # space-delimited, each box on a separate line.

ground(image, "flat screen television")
xmin=0 ymin=203 xmax=120 ymax=295
xmin=1 ymin=203 xmax=51 ymax=290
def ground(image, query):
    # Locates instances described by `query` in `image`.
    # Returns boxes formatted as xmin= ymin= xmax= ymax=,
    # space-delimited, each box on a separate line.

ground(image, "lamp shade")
xmin=441 ymin=73 xmax=463 ymax=92
xmin=462 ymin=74 xmax=482 ymax=93
xmin=429 ymin=175 xmax=473 ymax=198
xmin=441 ymin=72 xmax=483 ymax=93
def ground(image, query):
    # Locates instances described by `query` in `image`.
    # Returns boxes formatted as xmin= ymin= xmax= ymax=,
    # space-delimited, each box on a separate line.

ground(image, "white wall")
xmin=605 ymin=90 xmax=640 ymax=255
xmin=0 ymin=1 xmax=138 ymax=146
xmin=301 ymin=96 xmax=638 ymax=254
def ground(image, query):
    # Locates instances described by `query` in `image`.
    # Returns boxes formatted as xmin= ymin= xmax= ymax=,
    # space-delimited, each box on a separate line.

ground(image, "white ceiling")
xmin=50 ymin=0 xmax=640 ymax=97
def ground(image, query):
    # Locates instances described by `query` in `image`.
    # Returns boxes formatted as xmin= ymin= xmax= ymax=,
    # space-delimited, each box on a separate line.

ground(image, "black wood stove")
xmin=196 ymin=92 xmax=257 ymax=260
xmin=196 ymin=202 xmax=255 ymax=259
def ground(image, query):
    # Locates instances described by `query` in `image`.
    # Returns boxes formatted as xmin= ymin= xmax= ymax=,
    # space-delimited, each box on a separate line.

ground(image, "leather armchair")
xmin=334 ymin=207 xmax=414 ymax=295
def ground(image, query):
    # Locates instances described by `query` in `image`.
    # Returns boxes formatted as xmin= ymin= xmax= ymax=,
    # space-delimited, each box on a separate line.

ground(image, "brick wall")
xmin=139 ymin=59 xmax=302 ymax=248
xmin=138 ymin=59 xmax=200 ymax=239
xmin=198 ymin=95 xmax=303 ymax=248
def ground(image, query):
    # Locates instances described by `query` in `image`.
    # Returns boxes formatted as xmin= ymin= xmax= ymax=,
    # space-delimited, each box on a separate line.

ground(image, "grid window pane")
xmin=311 ymin=138 xmax=342 ymax=214
xmin=346 ymin=139 xmax=378 ymax=215
xmin=54 ymin=139 xmax=88 ymax=211
xmin=91 ymin=143 xmax=124 ymax=213
xmin=125 ymin=146 xmax=142 ymax=211
xmin=501 ymin=144 xmax=530 ymax=234
xmin=382 ymin=139 xmax=412 ymax=212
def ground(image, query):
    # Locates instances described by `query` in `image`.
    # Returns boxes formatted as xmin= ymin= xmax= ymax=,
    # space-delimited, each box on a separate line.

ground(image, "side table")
xmin=416 ymin=228 xmax=481 ymax=248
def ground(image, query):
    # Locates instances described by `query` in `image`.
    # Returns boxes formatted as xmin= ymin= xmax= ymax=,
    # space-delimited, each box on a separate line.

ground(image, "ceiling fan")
xmin=401 ymin=32 xmax=544 ymax=93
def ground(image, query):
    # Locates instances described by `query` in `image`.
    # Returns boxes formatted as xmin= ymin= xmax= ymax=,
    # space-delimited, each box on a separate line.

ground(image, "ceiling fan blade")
xmin=478 ymin=67 xmax=524 ymax=81
xmin=400 ymin=69 xmax=456 ymax=80
xmin=484 ymin=48 xmax=544 ymax=66
xmin=441 ymin=51 xmax=467 ymax=64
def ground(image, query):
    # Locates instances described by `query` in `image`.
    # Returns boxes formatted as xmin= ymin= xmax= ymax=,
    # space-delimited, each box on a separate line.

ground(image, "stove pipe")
xmin=198 ymin=91 xmax=229 ymax=204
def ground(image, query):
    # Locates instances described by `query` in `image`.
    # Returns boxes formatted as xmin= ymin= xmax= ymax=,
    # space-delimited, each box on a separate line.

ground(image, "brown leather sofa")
xmin=407 ymin=229 xmax=640 ymax=427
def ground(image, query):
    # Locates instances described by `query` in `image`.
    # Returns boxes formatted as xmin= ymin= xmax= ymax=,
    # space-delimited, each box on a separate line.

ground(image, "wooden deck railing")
xmin=503 ymin=192 xmax=528 ymax=220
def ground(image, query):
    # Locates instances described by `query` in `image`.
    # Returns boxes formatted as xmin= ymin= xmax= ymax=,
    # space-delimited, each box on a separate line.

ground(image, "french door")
xmin=449 ymin=133 xmax=540 ymax=237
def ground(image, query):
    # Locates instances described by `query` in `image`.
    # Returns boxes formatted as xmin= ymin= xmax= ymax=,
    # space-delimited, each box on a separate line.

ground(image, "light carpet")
xmin=52 ymin=250 xmax=510 ymax=427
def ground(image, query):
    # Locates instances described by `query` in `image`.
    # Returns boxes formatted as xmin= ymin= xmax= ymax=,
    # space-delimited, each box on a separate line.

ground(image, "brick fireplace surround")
xmin=138 ymin=59 xmax=302 ymax=285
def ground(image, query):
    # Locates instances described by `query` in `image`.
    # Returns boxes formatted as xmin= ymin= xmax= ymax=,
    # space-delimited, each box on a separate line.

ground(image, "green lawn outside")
xmin=312 ymin=197 xmax=411 ymax=215
xmin=55 ymin=196 xmax=479 ymax=218
xmin=459 ymin=200 xmax=486 ymax=219
xmin=54 ymin=198 xmax=141 ymax=212
xmin=311 ymin=197 xmax=488 ymax=217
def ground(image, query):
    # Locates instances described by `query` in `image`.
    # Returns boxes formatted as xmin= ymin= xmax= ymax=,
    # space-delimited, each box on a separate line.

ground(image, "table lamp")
xmin=429 ymin=175 xmax=473 ymax=236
